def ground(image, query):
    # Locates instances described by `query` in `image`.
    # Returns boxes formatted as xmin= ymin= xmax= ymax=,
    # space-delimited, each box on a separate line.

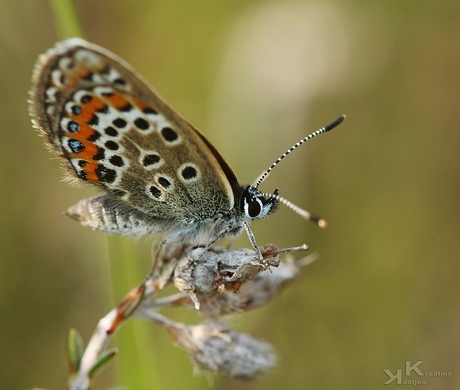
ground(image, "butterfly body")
xmin=30 ymin=39 xmax=278 ymax=251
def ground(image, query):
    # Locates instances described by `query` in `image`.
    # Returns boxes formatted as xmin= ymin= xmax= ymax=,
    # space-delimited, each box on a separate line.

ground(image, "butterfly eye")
xmin=242 ymin=186 xmax=278 ymax=220
xmin=247 ymin=199 xmax=262 ymax=218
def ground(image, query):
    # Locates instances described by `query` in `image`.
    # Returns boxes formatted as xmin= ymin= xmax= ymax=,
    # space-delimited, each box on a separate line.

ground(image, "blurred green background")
xmin=1 ymin=0 xmax=460 ymax=389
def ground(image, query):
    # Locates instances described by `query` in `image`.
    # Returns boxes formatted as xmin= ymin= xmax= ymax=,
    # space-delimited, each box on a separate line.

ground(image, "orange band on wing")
xmin=106 ymin=93 xmax=131 ymax=110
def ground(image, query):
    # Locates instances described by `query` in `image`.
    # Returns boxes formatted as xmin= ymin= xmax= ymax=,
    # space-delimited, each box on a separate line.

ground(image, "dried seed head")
xmin=164 ymin=321 xmax=276 ymax=379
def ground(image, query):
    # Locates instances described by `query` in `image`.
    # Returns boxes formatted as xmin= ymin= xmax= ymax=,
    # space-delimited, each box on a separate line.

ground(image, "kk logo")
xmin=384 ymin=361 xmax=424 ymax=385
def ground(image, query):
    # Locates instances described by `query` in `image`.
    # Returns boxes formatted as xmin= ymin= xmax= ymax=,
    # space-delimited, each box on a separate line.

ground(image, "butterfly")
xmin=29 ymin=38 xmax=344 ymax=259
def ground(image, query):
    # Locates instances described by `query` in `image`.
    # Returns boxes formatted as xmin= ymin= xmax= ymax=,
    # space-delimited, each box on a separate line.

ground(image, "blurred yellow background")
xmin=1 ymin=0 xmax=459 ymax=389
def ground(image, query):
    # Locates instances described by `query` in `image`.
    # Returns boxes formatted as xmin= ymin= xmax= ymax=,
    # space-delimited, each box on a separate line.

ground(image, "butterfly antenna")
xmin=254 ymin=115 xmax=346 ymax=188
xmin=260 ymin=192 xmax=328 ymax=228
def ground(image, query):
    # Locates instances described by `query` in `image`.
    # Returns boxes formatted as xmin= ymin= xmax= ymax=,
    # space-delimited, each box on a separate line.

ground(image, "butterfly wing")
xmin=30 ymin=38 xmax=239 ymax=223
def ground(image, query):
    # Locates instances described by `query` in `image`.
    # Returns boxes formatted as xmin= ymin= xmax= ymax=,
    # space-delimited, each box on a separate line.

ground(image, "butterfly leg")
xmin=191 ymin=225 xmax=234 ymax=261
xmin=204 ymin=221 xmax=263 ymax=261
xmin=242 ymin=221 xmax=263 ymax=260
xmin=142 ymin=239 xmax=166 ymax=284
xmin=191 ymin=222 xmax=244 ymax=261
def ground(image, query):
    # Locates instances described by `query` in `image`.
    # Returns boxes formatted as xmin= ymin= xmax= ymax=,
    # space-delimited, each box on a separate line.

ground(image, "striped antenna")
xmin=259 ymin=192 xmax=328 ymax=228
xmin=254 ymin=115 xmax=346 ymax=188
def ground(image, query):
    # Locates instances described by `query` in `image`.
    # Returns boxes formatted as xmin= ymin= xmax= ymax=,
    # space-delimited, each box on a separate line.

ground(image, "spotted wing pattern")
xmin=30 ymin=39 xmax=236 ymax=221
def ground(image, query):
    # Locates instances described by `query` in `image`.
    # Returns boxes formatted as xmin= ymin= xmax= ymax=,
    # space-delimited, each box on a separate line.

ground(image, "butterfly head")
xmin=241 ymin=186 xmax=279 ymax=221
xmin=240 ymin=114 xmax=346 ymax=228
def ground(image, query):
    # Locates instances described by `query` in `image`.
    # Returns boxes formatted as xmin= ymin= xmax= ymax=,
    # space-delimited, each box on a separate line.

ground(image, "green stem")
xmin=49 ymin=0 xmax=83 ymax=38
